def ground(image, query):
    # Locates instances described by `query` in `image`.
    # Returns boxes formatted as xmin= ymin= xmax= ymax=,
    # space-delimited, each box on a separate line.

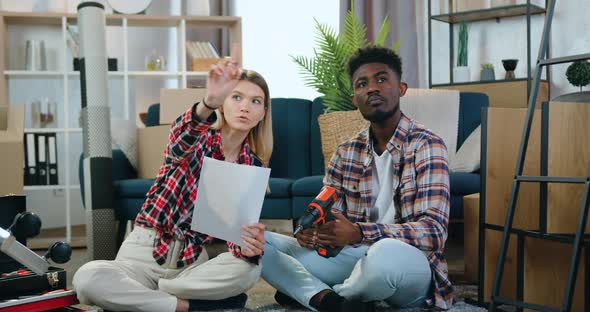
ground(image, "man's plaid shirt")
xmin=324 ymin=112 xmax=453 ymax=310
xmin=135 ymin=104 xmax=262 ymax=268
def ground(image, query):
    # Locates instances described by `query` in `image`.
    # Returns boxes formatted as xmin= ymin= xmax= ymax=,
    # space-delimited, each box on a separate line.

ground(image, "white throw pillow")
xmin=111 ymin=118 xmax=138 ymax=169
xmin=450 ymin=125 xmax=481 ymax=173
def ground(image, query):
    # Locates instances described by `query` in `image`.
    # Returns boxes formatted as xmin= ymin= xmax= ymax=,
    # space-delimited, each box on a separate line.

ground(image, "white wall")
xmin=429 ymin=0 xmax=590 ymax=98
xmin=234 ymin=0 xmax=339 ymax=100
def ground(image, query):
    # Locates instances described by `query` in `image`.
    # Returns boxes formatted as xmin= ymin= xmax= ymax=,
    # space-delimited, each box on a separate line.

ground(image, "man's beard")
xmin=361 ymin=107 xmax=397 ymax=123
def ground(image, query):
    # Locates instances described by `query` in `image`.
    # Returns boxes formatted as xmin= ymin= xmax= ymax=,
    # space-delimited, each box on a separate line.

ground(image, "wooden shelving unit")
xmin=431 ymin=4 xmax=545 ymax=23
xmin=0 ymin=11 xmax=241 ymax=242
xmin=427 ymin=1 xmax=548 ymax=97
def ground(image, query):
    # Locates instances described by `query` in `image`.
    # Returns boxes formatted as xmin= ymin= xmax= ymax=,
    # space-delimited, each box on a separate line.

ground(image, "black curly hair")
xmin=347 ymin=46 xmax=403 ymax=81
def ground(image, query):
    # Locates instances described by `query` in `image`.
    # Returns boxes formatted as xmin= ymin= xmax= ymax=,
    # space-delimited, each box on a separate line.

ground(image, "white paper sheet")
xmin=191 ymin=157 xmax=271 ymax=247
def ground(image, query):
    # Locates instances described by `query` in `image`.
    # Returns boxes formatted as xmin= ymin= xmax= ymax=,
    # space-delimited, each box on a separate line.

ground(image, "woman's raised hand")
xmin=205 ymin=44 xmax=242 ymax=109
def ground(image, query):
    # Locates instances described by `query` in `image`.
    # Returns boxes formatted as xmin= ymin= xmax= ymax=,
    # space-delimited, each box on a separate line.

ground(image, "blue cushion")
xmin=114 ymin=198 xmax=145 ymax=221
xmin=311 ymin=98 xmax=326 ymax=176
xmin=261 ymin=198 xmax=292 ymax=219
xmin=450 ymin=172 xmax=480 ymax=195
xmin=79 ymin=149 xmax=138 ymax=209
xmin=269 ymin=98 xmax=312 ymax=179
xmin=457 ymin=92 xmax=488 ymax=150
xmin=450 ymin=195 xmax=465 ymax=220
xmin=292 ymin=175 xmax=324 ymax=196
xmin=114 ymin=179 xmax=154 ymax=198
xmin=267 ymin=178 xmax=293 ymax=198
xmin=146 ymin=103 xmax=160 ymax=127
xmin=292 ymin=196 xmax=315 ymax=219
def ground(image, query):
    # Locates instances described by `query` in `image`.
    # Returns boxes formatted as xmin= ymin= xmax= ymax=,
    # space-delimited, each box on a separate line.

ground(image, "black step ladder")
xmin=488 ymin=0 xmax=590 ymax=311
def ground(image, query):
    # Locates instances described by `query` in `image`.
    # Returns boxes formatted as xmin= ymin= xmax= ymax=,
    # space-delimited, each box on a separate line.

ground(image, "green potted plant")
xmin=454 ymin=21 xmax=470 ymax=83
xmin=553 ymin=60 xmax=590 ymax=102
xmin=292 ymin=0 xmax=400 ymax=167
xmin=480 ymin=63 xmax=495 ymax=81
xmin=566 ymin=60 xmax=590 ymax=92
xmin=291 ymin=0 xmax=400 ymax=113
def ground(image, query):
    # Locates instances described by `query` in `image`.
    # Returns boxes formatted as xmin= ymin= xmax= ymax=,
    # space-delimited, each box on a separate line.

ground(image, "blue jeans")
xmin=261 ymin=231 xmax=432 ymax=311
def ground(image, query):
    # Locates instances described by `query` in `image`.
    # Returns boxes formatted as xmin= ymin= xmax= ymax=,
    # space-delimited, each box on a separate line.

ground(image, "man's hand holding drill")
xmin=295 ymin=210 xmax=363 ymax=249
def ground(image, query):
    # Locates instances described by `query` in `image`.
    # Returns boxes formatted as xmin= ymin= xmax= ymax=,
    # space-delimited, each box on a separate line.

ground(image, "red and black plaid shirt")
xmin=135 ymin=103 xmax=263 ymax=268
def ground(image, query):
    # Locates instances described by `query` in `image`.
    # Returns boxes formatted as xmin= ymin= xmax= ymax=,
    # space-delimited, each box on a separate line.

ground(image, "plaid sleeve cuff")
xmin=357 ymin=222 xmax=384 ymax=244
xmin=188 ymin=102 xmax=217 ymax=131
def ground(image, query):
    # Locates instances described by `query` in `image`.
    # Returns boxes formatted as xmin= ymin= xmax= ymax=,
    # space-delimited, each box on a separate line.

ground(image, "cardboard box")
xmin=137 ymin=125 xmax=170 ymax=179
xmin=191 ymin=58 xmax=220 ymax=72
xmin=159 ymin=88 xmax=208 ymax=125
xmin=0 ymin=105 xmax=25 ymax=195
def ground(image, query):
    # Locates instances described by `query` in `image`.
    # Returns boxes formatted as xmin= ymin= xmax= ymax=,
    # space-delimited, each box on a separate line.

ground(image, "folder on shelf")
xmin=36 ymin=133 xmax=48 ymax=185
xmin=24 ymin=133 xmax=37 ymax=185
xmin=47 ymin=132 xmax=58 ymax=185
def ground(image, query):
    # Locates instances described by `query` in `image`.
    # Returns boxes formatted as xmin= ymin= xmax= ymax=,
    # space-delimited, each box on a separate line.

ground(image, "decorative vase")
xmin=454 ymin=66 xmax=470 ymax=83
xmin=481 ymin=69 xmax=495 ymax=81
xmin=502 ymin=59 xmax=518 ymax=80
xmin=186 ymin=0 xmax=210 ymax=16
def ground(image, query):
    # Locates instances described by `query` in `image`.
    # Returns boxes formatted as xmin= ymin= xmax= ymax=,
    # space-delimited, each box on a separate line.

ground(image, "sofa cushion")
xmin=146 ymin=103 xmax=160 ymax=127
xmin=269 ymin=98 xmax=312 ymax=179
xmin=292 ymin=175 xmax=324 ymax=196
xmin=267 ymin=178 xmax=293 ymax=198
xmin=450 ymin=172 xmax=480 ymax=195
xmin=451 ymin=125 xmax=481 ymax=173
xmin=450 ymin=195 xmax=465 ymax=220
xmin=457 ymin=92 xmax=488 ymax=150
xmin=261 ymin=198 xmax=292 ymax=219
xmin=292 ymin=196 xmax=315 ymax=219
xmin=114 ymin=198 xmax=145 ymax=221
xmin=311 ymin=98 xmax=326 ymax=176
xmin=114 ymin=179 xmax=154 ymax=198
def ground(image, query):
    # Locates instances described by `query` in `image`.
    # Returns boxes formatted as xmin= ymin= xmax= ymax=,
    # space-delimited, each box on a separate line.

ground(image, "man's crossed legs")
xmin=261 ymin=231 xmax=432 ymax=311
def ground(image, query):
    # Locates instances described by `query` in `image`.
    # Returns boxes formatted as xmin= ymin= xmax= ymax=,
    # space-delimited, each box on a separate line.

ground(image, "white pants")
xmin=73 ymin=226 xmax=261 ymax=312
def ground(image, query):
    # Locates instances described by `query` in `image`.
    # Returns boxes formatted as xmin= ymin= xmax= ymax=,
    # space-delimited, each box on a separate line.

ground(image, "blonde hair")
xmin=211 ymin=69 xmax=273 ymax=166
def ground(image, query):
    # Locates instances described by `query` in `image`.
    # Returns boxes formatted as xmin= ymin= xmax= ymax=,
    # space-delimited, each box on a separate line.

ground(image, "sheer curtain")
xmin=340 ymin=0 xmax=428 ymax=88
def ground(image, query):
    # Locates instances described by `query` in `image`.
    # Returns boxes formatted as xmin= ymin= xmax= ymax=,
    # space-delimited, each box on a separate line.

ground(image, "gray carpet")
xmin=236 ymin=284 xmax=486 ymax=311
xmin=206 ymin=301 xmax=486 ymax=311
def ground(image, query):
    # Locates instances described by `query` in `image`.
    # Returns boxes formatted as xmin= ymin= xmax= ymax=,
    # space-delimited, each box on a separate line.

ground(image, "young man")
xmin=261 ymin=46 xmax=452 ymax=311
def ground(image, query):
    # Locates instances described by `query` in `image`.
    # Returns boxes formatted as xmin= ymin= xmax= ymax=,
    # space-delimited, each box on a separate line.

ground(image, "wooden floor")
xmin=28 ymin=224 xmax=87 ymax=250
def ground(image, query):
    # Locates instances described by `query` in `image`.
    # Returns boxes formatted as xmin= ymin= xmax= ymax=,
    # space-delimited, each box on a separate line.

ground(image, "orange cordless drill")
xmin=293 ymin=186 xmax=343 ymax=258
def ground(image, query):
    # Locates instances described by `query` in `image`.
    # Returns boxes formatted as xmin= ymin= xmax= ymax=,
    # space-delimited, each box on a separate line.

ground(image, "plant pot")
xmin=552 ymin=91 xmax=590 ymax=103
xmin=454 ymin=66 xmax=470 ymax=83
xmin=480 ymin=69 xmax=495 ymax=81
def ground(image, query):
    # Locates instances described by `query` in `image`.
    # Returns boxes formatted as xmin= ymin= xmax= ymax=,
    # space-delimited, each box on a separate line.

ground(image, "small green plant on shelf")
xmin=565 ymin=60 xmax=590 ymax=92
xmin=457 ymin=21 xmax=468 ymax=67
xmin=481 ymin=63 xmax=494 ymax=70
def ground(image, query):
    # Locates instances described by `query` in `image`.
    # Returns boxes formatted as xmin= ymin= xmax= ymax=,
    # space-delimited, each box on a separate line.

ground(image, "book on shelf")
xmin=186 ymin=41 xmax=220 ymax=59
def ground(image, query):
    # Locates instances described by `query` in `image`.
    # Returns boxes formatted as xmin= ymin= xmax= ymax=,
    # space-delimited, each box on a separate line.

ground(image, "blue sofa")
xmin=80 ymin=93 xmax=488 ymax=246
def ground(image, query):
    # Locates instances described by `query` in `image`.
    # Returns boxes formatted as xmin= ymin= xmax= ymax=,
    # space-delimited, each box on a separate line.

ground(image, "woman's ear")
xmin=258 ymin=110 xmax=266 ymax=123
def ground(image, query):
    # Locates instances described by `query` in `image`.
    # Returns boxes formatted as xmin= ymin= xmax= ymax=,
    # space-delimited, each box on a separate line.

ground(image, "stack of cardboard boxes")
xmin=137 ymin=88 xmax=208 ymax=179
xmin=0 ymin=105 xmax=25 ymax=196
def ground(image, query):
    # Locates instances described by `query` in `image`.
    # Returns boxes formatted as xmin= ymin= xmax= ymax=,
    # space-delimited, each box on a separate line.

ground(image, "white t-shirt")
xmin=370 ymin=149 xmax=397 ymax=224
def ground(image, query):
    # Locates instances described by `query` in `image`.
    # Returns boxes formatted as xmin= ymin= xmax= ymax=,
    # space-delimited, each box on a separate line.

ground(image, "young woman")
xmin=73 ymin=57 xmax=273 ymax=312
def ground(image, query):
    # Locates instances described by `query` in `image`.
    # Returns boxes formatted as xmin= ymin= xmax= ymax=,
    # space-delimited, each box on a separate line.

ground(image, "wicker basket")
xmin=317 ymin=109 xmax=369 ymax=169
xmin=191 ymin=58 xmax=221 ymax=72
